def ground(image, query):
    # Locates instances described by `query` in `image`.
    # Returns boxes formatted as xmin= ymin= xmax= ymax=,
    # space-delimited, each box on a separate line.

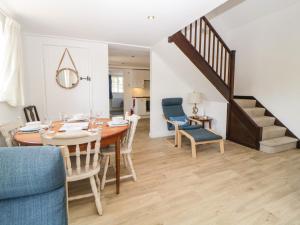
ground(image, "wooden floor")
xmin=69 ymin=119 xmax=300 ymax=225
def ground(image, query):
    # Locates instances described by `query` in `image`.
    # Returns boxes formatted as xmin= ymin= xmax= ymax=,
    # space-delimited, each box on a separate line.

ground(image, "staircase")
xmin=169 ymin=16 xmax=299 ymax=153
xmin=233 ymin=97 xmax=299 ymax=153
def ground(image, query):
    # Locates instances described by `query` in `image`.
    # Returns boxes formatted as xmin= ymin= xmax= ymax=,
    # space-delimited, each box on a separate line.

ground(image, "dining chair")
xmin=0 ymin=119 xmax=23 ymax=147
xmin=40 ymin=130 xmax=103 ymax=215
xmin=101 ymin=114 xmax=140 ymax=190
xmin=24 ymin=105 xmax=40 ymax=122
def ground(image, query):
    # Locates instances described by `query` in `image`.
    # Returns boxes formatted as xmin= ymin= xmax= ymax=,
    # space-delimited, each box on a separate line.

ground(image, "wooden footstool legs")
xmin=178 ymin=130 xmax=224 ymax=158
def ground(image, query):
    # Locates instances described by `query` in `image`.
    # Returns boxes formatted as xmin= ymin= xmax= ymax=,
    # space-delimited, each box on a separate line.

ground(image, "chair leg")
xmin=174 ymin=131 xmax=178 ymax=147
xmin=90 ymin=176 xmax=103 ymax=216
xmin=178 ymin=131 xmax=182 ymax=149
xmin=126 ymin=154 xmax=137 ymax=181
xmin=191 ymin=141 xmax=197 ymax=158
xmin=122 ymin=154 xmax=128 ymax=168
xmin=101 ymin=155 xmax=110 ymax=190
xmin=95 ymin=174 xmax=101 ymax=192
xmin=219 ymin=140 xmax=225 ymax=154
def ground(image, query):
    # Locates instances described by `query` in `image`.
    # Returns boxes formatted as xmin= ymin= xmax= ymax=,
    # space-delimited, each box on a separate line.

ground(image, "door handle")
xmin=80 ymin=76 xmax=91 ymax=81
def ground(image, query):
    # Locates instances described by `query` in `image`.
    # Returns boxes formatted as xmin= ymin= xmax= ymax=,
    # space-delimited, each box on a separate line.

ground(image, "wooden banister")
xmin=169 ymin=16 xmax=235 ymax=101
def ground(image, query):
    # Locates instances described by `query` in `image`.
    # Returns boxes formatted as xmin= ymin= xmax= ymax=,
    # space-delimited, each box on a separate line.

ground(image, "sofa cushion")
xmin=0 ymin=186 xmax=67 ymax=225
xmin=184 ymin=128 xmax=222 ymax=142
xmin=0 ymin=146 xmax=65 ymax=200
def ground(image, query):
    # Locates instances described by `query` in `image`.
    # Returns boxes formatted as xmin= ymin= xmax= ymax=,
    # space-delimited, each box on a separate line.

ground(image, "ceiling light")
xmin=147 ymin=16 xmax=155 ymax=20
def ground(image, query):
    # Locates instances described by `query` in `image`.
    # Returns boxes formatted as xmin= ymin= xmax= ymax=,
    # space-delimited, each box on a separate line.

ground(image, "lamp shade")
xmin=188 ymin=91 xmax=202 ymax=104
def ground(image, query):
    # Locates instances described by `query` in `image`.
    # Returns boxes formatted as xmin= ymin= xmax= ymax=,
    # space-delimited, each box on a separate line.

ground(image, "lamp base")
xmin=192 ymin=104 xmax=198 ymax=117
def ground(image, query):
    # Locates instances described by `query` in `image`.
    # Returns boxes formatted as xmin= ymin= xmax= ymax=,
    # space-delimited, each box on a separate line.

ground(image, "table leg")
xmin=115 ymin=135 xmax=121 ymax=194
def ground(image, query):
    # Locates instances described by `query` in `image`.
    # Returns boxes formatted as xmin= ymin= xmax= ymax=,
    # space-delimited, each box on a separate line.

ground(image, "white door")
xmin=43 ymin=45 xmax=91 ymax=120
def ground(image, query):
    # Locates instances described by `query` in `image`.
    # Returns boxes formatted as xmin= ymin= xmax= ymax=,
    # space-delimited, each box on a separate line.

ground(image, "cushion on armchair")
xmin=0 ymin=146 xmax=67 ymax=225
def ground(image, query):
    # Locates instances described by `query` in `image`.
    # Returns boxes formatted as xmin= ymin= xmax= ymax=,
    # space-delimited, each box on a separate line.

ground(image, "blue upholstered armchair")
xmin=0 ymin=146 xmax=67 ymax=225
xmin=162 ymin=98 xmax=202 ymax=146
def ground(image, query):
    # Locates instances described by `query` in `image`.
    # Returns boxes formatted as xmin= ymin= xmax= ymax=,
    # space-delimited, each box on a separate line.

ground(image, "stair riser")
xmin=262 ymin=129 xmax=286 ymax=140
xmin=260 ymin=142 xmax=297 ymax=153
xmin=235 ymin=100 xmax=256 ymax=108
xmin=254 ymin=118 xmax=275 ymax=127
xmin=245 ymin=109 xmax=265 ymax=117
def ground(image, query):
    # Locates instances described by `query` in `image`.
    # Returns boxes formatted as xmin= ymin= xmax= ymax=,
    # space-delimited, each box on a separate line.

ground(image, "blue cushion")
xmin=169 ymin=115 xmax=188 ymax=126
xmin=184 ymin=128 xmax=222 ymax=142
xmin=0 ymin=186 xmax=67 ymax=225
xmin=0 ymin=146 xmax=65 ymax=200
xmin=162 ymin=98 xmax=186 ymax=130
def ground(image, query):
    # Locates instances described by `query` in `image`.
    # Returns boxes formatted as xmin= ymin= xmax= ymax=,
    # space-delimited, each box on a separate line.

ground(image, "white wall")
xmin=150 ymin=38 xmax=228 ymax=138
xmin=211 ymin=1 xmax=300 ymax=137
xmin=23 ymin=35 xmax=109 ymax=120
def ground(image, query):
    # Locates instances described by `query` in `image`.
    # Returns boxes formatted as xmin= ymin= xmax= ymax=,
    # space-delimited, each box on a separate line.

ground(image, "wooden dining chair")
xmin=40 ymin=130 xmax=103 ymax=215
xmin=24 ymin=105 xmax=40 ymax=122
xmin=0 ymin=119 xmax=23 ymax=147
xmin=101 ymin=114 xmax=140 ymax=190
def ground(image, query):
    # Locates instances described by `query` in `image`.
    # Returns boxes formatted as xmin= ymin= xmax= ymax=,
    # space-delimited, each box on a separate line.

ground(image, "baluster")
xmin=199 ymin=18 xmax=202 ymax=55
xmin=212 ymin=34 xmax=215 ymax=71
xmin=184 ymin=26 xmax=187 ymax=37
xmin=76 ymin=144 xmax=81 ymax=174
xmin=194 ymin=20 xmax=197 ymax=49
xmin=216 ymin=40 xmax=219 ymax=75
xmin=208 ymin=28 xmax=211 ymax=65
xmin=224 ymin=51 xmax=228 ymax=84
xmin=220 ymin=45 xmax=224 ymax=80
xmin=64 ymin=146 xmax=72 ymax=176
xmin=204 ymin=20 xmax=207 ymax=60
xmin=190 ymin=23 xmax=192 ymax=43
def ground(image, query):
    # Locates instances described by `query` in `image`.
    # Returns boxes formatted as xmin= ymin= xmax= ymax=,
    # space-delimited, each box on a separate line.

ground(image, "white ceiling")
xmin=208 ymin=0 xmax=300 ymax=34
xmin=1 ymin=0 xmax=228 ymax=46
xmin=109 ymin=44 xmax=150 ymax=68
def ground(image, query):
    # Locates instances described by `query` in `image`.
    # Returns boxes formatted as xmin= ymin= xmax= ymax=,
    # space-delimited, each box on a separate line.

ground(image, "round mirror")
xmin=56 ymin=68 xmax=79 ymax=89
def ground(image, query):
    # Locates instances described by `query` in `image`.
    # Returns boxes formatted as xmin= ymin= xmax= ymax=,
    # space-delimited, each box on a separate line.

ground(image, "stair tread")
xmin=260 ymin=136 xmax=298 ymax=147
xmin=234 ymin=99 xmax=256 ymax=108
xmin=244 ymin=107 xmax=265 ymax=111
xmin=263 ymin=126 xmax=287 ymax=132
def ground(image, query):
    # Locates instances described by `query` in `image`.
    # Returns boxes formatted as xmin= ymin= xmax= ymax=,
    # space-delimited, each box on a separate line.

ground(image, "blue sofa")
xmin=0 ymin=146 xmax=67 ymax=225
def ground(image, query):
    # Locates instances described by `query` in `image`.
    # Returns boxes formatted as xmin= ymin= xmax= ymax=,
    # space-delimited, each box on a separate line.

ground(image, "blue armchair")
xmin=162 ymin=98 xmax=202 ymax=146
xmin=0 ymin=146 xmax=67 ymax=225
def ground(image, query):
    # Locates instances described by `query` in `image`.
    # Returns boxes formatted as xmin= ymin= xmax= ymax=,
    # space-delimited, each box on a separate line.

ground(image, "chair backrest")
xmin=0 ymin=120 xmax=23 ymax=147
xmin=41 ymin=130 xmax=101 ymax=177
xmin=161 ymin=98 xmax=186 ymax=130
xmin=24 ymin=105 xmax=40 ymax=122
xmin=124 ymin=114 xmax=140 ymax=152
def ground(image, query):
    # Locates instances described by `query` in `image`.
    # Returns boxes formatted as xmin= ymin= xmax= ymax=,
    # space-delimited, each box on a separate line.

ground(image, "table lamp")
xmin=189 ymin=91 xmax=202 ymax=118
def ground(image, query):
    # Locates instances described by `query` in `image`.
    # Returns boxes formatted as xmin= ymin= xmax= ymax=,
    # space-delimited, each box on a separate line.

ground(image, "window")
xmin=111 ymin=76 xmax=123 ymax=93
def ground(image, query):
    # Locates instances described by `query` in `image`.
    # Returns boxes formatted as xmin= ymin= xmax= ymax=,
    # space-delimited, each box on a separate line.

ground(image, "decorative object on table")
xmin=0 ymin=146 xmax=67 ymax=225
xmin=40 ymin=129 xmax=103 ymax=216
xmin=189 ymin=116 xmax=213 ymax=129
xmin=0 ymin=119 xmax=23 ymax=147
xmin=188 ymin=91 xmax=202 ymax=118
xmin=101 ymin=114 xmax=140 ymax=190
xmin=23 ymin=105 xmax=40 ymax=122
xmin=56 ymin=48 xmax=80 ymax=89
xmin=161 ymin=98 xmax=203 ymax=147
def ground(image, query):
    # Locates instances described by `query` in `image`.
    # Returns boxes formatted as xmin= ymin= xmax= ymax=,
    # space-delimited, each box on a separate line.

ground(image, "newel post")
xmin=229 ymin=50 xmax=236 ymax=100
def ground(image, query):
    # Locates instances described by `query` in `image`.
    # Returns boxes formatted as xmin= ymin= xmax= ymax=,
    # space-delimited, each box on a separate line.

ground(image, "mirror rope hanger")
xmin=57 ymin=48 xmax=78 ymax=72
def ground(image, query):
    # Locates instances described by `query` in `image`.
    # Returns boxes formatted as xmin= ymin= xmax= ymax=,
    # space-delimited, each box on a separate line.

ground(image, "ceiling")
xmin=208 ymin=0 xmax=300 ymax=34
xmin=1 ymin=0 xmax=228 ymax=46
xmin=109 ymin=44 xmax=150 ymax=68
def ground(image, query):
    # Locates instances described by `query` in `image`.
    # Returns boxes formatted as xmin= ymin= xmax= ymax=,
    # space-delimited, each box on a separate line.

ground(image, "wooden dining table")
xmin=14 ymin=118 xmax=128 ymax=194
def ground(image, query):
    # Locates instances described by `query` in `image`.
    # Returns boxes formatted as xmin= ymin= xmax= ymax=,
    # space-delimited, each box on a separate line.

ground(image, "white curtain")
xmin=0 ymin=17 xmax=24 ymax=107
